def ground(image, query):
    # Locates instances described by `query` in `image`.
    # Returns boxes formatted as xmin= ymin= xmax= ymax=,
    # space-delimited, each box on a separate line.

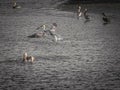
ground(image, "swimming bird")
xmin=77 ymin=6 xmax=82 ymax=17
xmin=28 ymin=32 xmax=45 ymax=38
xmin=83 ymin=9 xmax=90 ymax=20
xmin=12 ymin=2 xmax=21 ymax=9
xmin=102 ymin=13 xmax=110 ymax=24
xmin=28 ymin=24 xmax=49 ymax=38
xmin=49 ymin=23 xmax=60 ymax=42
xmin=23 ymin=52 xmax=35 ymax=63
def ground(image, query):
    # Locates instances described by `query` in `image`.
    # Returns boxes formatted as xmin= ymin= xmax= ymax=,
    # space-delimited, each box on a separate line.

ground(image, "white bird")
xmin=23 ymin=52 xmax=35 ymax=63
xmin=12 ymin=2 xmax=21 ymax=9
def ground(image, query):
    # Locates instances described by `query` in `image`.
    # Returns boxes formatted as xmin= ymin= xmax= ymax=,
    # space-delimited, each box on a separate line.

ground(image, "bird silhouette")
xmin=102 ymin=13 xmax=110 ymax=24
xmin=84 ymin=9 xmax=89 ymax=19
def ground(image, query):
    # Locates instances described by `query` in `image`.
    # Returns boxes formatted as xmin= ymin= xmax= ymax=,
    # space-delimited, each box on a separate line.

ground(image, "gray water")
xmin=0 ymin=0 xmax=120 ymax=90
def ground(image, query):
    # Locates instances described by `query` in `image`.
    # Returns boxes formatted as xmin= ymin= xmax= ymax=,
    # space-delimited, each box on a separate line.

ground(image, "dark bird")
xmin=102 ymin=13 xmax=110 ymax=24
xmin=83 ymin=9 xmax=90 ymax=20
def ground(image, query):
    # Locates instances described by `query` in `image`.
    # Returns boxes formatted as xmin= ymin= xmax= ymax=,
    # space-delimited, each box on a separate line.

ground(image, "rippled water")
xmin=0 ymin=1 xmax=120 ymax=90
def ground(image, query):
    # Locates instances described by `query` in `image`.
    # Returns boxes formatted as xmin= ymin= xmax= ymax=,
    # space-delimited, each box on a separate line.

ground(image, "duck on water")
xmin=102 ymin=12 xmax=110 ymax=25
xmin=12 ymin=2 xmax=21 ymax=9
